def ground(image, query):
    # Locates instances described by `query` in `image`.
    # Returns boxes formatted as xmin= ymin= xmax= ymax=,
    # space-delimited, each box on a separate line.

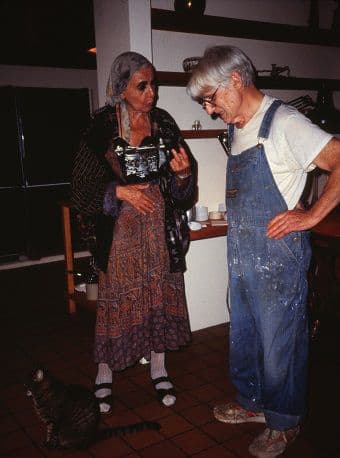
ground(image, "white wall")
xmin=0 ymin=64 xmax=98 ymax=110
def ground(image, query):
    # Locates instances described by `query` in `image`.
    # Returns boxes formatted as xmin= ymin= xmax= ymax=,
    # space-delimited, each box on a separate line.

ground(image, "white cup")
xmin=218 ymin=203 xmax=226 ymax=212
xmin=86 ymin=283 xmax=98 ymax=301
xmin=195 ymin=205 xmax=208 ymax=221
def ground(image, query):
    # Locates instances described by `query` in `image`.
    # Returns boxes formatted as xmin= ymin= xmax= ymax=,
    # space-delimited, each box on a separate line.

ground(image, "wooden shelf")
xmin=151 ymin=8 xmax=340 ymax=47
xmin=157 ymin=71 xmax=340 ymax=91
xmin=190 ymin=223 xmax=227 ymax=241
xmin=181 ymin=129 xmax=224 ymax=139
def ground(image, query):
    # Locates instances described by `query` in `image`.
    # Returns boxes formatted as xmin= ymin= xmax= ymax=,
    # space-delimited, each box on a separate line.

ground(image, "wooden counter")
xmin=190 ymin=221 xmax=228 ymax=241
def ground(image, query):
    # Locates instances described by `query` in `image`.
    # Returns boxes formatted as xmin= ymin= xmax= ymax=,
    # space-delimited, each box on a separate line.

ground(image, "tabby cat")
xmin=25 ymin=367 xmax=160 ymax=450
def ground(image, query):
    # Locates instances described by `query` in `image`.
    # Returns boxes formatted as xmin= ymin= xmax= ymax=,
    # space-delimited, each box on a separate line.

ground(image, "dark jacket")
xmin=71 ymin=105 xmax=197 ymax=273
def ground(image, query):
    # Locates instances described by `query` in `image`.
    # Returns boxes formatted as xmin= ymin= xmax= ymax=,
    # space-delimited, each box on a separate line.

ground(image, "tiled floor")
xmin=0 ymin=261 xmax=339 ymax=457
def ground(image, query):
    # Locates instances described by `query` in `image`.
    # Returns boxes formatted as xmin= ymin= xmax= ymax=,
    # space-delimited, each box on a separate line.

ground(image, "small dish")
xmin=188 ymin=221 xmax=202 ymax=231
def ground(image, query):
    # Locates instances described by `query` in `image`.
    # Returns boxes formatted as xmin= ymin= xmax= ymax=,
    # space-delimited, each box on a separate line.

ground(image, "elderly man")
xmin=187 ymin=45 xmax=340 ymax=457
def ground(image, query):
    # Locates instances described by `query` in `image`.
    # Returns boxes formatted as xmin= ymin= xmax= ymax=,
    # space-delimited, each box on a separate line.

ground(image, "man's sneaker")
xmin=248 ymin=426 xmax=300 ymax=457
xmin=213 ymin=402 xmax=266 ymax=424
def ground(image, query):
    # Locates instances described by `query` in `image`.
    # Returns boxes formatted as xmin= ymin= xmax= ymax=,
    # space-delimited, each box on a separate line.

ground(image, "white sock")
xmin=95 ymin=363 xmax=112 ymax=413
xmin=150 ymin=351 xmax=176 ymax=407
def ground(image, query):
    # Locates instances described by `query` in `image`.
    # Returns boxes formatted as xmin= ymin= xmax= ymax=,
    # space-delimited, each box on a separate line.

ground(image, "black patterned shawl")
xmin=71 ymin=105 xmax=197 ymax=273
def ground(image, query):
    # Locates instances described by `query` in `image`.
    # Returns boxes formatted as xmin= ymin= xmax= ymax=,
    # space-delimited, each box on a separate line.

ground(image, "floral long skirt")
xmin=94 ymin=184 xmax=191 ymax=371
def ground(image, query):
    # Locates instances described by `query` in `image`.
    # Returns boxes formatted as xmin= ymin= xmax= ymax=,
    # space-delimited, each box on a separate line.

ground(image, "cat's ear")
xmin=35 ymin=369 xmax=44 ymax=382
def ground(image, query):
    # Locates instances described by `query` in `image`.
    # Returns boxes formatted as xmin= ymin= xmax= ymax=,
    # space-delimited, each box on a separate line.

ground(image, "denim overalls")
xmin=226 ymin=100 xmax=311 ymax=431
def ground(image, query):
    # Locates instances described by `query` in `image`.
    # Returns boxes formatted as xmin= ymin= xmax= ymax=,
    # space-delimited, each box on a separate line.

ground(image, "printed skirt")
xmin=94 ymin=183 xmax=191 ymax=371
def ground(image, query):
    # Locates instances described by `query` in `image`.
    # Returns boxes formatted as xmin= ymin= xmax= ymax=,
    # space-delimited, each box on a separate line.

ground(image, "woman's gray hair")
xmin=187 ymin=45 xmax=256 ymax=100
xmin=106 ymin=51 xmax=154 ymax=106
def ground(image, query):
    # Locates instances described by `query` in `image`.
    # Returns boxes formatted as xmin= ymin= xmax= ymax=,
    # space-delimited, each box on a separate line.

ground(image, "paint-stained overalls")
xmin=226 ymin=100 xmax=311 ymax=431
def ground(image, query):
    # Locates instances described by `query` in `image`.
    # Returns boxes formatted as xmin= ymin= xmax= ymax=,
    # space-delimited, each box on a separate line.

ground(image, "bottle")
xmin=84 ymin=258 xmax=99 ymax=301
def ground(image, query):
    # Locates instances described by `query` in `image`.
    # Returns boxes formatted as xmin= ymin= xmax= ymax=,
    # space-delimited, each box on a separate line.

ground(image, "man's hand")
xmin=170 ymin=146 xmax=191 ymax=176
xmin=267 ymin=209 xmax=316 ymax=239
xmin=116 ymin=184 xmax=155 ymax=215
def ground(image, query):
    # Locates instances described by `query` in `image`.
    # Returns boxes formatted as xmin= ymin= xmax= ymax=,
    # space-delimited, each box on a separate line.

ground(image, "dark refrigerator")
xmin=0 ymin=86 xmax=90 ymax=262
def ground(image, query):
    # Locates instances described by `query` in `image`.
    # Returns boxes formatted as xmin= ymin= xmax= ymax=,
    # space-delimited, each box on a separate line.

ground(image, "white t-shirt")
xmin=231 ymin=95 xmax=332 ymax=209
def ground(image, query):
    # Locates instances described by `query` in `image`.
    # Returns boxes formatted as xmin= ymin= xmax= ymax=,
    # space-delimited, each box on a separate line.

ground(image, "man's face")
xmin=201 ymin=73 xmax=244 ymax=126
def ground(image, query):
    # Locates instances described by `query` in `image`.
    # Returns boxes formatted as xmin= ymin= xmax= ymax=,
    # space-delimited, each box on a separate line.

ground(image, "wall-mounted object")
xmin=182 ymin=56 xmax=201 ymax=72
xmin=307 ymin=83 xmax=340 ymax=133
xmin=257 ymin=64 xmax=291 ymax=78
xmin=174 ymin=0 xmax=205 ymax=15
xmin=192 ymin=120 xmax=202 ymax=130
xmin=288 ymin=95 xmax=315 ymax=115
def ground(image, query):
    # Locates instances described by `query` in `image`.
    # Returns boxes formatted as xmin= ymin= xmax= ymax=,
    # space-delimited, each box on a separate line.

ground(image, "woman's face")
xmin=121 ymin=66 xmax=156 ymax=113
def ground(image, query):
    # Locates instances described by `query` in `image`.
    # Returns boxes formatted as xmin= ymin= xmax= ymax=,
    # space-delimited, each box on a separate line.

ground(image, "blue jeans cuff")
xmin=264 ymin=409 xmax=301 ymax=431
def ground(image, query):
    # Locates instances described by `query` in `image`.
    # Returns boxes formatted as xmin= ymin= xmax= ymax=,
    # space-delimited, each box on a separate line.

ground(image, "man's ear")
xmin=230 ymin=72 xmax=243 ymax=88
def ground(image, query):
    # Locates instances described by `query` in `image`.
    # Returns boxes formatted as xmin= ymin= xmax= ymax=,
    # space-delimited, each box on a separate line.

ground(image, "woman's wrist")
xmin=176 ymin=167 xmax=192 ymax=180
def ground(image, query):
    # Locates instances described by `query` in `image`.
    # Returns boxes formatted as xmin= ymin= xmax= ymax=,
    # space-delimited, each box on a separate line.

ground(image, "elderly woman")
xmin=72 ymin=52 xmax=197 ymax=413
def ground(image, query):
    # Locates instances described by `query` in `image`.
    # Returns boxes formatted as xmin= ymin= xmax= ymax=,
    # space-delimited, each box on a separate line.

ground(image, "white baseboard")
xmin=0 ymin=251 xmax=90 ymax=271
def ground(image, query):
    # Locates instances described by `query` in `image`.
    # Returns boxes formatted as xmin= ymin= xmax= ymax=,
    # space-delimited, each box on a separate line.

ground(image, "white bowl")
xmin=188 ymin=221 xmax=202 ymax=231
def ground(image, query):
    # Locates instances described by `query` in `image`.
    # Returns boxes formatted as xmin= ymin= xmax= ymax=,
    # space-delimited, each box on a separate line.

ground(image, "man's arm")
xmin=267 ymin=137 xmax=340 ymax=239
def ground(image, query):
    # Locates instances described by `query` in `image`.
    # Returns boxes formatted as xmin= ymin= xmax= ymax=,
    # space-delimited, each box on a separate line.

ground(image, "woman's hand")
xmin=170 ymin=146 xmax=191 ymax=178
xmin=116 ymin=184 xmax=155 ymax=214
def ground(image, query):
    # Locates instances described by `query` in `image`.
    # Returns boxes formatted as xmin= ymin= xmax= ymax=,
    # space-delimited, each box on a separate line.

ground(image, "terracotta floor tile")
xmin=0 ymin=382 xmax=26 ymax=401
xmin=101 ymin=409 xmax=143 ymax=428
xmin=194 ymin=444 xmax=238 ymax=458
xmin=201 ymin=420 xmax=243 ymax=443
xmin=200 ymin=351 xmax=227 ymax=367
xmin=223 ymin=432 xmax=255 ymax=457
xmin=123 ymin=428 xmax=164 ymax=450
xmin=13 ymin=408 xmax=40 ymax=428
xmin=2 ymin=444 xmax=46 ymax=457
xmin=24 ymin=423 xmax=45 ymax=449
xmin=172 ymin=373 xmax=206 ymax=391
xmin=90 ymin=436 xmax=133 ymax=457
xmin=158 ymin=413 xmax=193 ymax=437
xmin=284 ymin=436 xmax=322 ymax=458
xmin=186 ymin=342 xmax=213 ymax=357
xmin=171 ymin=428 xmax=216 ymax=455
xmin=102 ymin=398 xmax=128 ymax=416
xmin=190 ymin=383 xmax=224 ymax=403
xmin=139 ymin=439 xmax=187 ymax=458
xmin=0 ymin=429 xmax=32 ymax=454
xmin=134 ymin=400 xmax=173 ymax=421
xmin=171 ymin=391 xmax=200 ymax=412
xmin=121 ymin=389 xmax=154 ymax=409
xmin=181 ymin=403 xmax=214 ymax=426
xmin=198 ymin=365 xmax=227 ymax=383
xmin=0 ymin=414 xmax=21 ymax=436
xmin=116 ymin=378 xmax=141 ymax=394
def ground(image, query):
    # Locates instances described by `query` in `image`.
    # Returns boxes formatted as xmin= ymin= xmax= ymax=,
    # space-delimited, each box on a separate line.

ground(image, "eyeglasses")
xmin=199 ymin=86 xmax=220 ymax=109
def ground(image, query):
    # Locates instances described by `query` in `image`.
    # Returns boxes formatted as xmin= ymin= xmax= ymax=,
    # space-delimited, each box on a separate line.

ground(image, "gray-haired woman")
xmin=72 ymin=51 xmax=197 ymax=413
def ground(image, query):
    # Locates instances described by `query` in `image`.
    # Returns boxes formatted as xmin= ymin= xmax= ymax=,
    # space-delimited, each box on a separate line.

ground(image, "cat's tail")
xmin=97 ymin=421 xmax=161 ymax=440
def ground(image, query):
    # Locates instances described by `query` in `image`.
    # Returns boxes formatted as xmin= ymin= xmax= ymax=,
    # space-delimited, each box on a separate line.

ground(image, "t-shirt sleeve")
xmin=280 ymin=108 xmax=333 ymax=172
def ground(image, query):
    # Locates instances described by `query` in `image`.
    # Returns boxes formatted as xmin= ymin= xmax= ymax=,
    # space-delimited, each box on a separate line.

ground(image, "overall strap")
xmin=258 ymin=100 xmax=283 ymax=139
